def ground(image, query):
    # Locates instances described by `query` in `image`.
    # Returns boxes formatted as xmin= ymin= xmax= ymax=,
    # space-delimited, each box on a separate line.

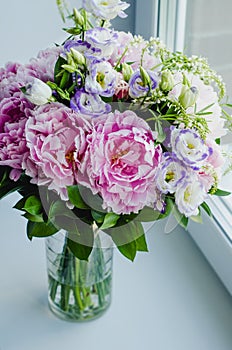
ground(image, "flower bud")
xmin=73 ymin=8 xmax=85 ymax=26
xmin=122 ymin=63 xmax=133 ymax=82
xmin=159 ymin=70 xmax=174 ymax=92
xmin=70 ymin=48 xmax=86 ymax=66
xmin=179 ymin=85 xmax=199 ymax=109
xmin=23 ymin=78 xmax=52 ymax=105
xmin=140 ymin=66 xmax=151 ymax=87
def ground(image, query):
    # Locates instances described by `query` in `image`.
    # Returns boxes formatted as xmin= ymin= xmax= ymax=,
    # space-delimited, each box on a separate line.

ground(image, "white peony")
xmin=168 ymin=72 xmax=227 ymax=139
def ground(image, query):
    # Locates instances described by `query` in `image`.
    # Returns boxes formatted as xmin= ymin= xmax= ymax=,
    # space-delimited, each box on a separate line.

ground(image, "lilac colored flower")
xmin=85 ymin=28 xmax=118 ymax=59
xmin=171 ymin=127 xmax=213 ymax=170
xmin=70 ymin=89 xmax=111 ymax=117
xmin=82 ymin=0 xmax=130 ymax=20
xmin=64 ymin=39 xmax=91 ymax=53
xmin=129 ymin=70 xmax=158 ymax=98
xmin=24 ymin=103 xmax=90 ymax=201
xmin=76 ymin=109 xmax=163 ymax=214
xmin=63 ymin=39 xmax=101 ymax=60
xmin=85 ymin=59 xmax=116 ymax=97
xmin=175 ymin=175 xmax=207 ymax=217
xmin=155 ymin=153 xmax=187 ymax=194
xmin=0 ymin=92 xmax=33 ymax=180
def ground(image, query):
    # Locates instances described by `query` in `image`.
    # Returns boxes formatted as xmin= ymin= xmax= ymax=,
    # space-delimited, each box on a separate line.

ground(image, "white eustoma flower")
xmin=85 ymin=60 xmax=116 ymax=97
xmin=175 ymin=177 xmax=207 ymax=217
xmin=168 ymin=72 xmax=227 ymax=139
xmin=171 ymin=127 xmax=212 ymax=170
xmin=23 ymin=78 xmax=52 ymax=105
xmin=156 ymin=154 xmax=187 ymax=194
xmin=82 ymin=0 xmax=130 ymax=20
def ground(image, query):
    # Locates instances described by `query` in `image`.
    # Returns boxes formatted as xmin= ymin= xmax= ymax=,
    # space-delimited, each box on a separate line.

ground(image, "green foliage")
xmin=200 ymin=202 xmax=212 ymax=217
xmin=214 ymin=189 xmax=231 ymax=196
xmin=100 ymin=213 xmax=120 ymax=230
xmin=67 ymin=223 xmax=94 ymax=261
xmin=27 ymin=221 xmax=58 ymax=240
xmin=23 ymin=195 xmax=42 ymax=215
xmin=67 ymin=185 xmax=90 ymax=209
xmin=107 ymin=220 xmax=146 ymax=261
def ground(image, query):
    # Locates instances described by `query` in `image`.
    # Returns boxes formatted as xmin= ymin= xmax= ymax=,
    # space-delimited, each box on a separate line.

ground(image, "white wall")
xmin=0 ymin=0 xmax=135 ymax=67
xmin=185 ymin=0 xmax=232 ymax=96
xmin=0 ymin=0 xmax=81 ymax=65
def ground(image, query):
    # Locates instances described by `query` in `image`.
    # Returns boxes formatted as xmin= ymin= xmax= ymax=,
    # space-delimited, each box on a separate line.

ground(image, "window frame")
xmin=135 ymin=0 xmax=232 ymax=295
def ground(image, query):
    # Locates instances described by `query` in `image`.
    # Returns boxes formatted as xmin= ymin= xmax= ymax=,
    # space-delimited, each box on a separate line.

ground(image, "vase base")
xmin=48 ymin=296 xmax=111 ymax=322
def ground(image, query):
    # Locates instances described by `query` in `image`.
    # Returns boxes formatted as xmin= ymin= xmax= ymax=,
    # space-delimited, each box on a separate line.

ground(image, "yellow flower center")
xmin=165 ymin=171 xmax=175 ymax=182
xmin=112 ymin=150 xmax=128 ymax=163
xmin=187 ymin=143 xmax=195 ymax=149
xmin=97 ymin=72 xmax=105 ymax=87
xmin=184 ymin=188 xmax=191 ymax=202
xmin=65 ymin=151 xmax=75 ymax=164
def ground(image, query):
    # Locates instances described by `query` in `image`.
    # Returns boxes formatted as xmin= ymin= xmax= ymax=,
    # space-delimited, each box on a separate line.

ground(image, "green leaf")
xmin=135 ymin=206 xmax=161 ymax=222
xmin=23 ymin=195 xmax=42 ymax=215
xmin=100 ymin=212 xmax=120 ymax=230
xmin=27 ymin=221 xmax=58 ymax=239
xmin=66 ymin=222 xmax=94 ymax=260
xmin=166 ymin=198 xmax=189 ymax=229
xmin=107 ymin=220 xmax=146 ymax=260
xmin=54 ymin=56 xmax=67 ymax=85
xmin=60 ymin=70 xmax=71 ymax=89
xmin=63 ymin=27 xmax=82 ymax=35
xmin=156 ymin=121 xmax=166 ymax=143
xmin=201 ymin=202 xmax=212 ymax=217
xmin=91 ymin=210 xmax=105 ymax=224
xmin=214 ymin=189 xmax=231 ymax=196
xmin=0 ymin=167 xmax=23 ymax=199
xmin=13 ymin=197 xmax=27 ymax=211
xmin=23 ymin=212 xmax=44 ymax=223
xmin=78 ymin=185 xmax=107 ymax=212
xmin=67 ymin=238 xmax=93 ymax=261
xmin=117 ymin=240 xmax=137 ymax=261
xmin=49 ymin=200 xmax=76 ymax=220
xmin=67 ymin=185 xmax=90 ymax=209
xmin=135 ymin=230 xmax=148 ymax=252
xmin=190 ymin=212 xmax=203 ymax=224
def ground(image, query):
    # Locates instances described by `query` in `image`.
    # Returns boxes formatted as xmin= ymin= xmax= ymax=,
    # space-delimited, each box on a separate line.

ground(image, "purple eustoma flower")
xmin=85 ymin=27 xmax=118 ymax=59
xmin=70 ymin=89 xmax=111 ymax=117
xmin=63 ymin=39 xmax=101 ymax=60
xmin=129 ymin=70 xmax=158 ymax=98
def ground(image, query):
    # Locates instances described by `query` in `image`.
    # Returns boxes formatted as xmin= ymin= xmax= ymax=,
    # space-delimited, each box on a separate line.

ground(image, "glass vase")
xmin=45 ymin=229 xmax=113 ymax=322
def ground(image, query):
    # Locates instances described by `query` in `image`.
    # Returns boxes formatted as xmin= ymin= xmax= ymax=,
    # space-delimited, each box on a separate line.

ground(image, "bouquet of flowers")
xmin=0 ymin=0 xmax=231 ymax=320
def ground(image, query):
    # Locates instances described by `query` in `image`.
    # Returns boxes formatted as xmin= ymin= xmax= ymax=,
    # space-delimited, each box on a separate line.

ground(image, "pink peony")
xmin=17 ymin=47 xmax=62 ymax=83
xmin=0 ymin=62 xmax=23 ymax=99
xmin=24 ymin=103 xmax=90 ymax=201
xmin=77 ymin=110 xmax=162 ymax=214
xmin=0 ymin=92 xmax=33 ymax=180
xmin=109 ymin=32 xmax=159 ymax=71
